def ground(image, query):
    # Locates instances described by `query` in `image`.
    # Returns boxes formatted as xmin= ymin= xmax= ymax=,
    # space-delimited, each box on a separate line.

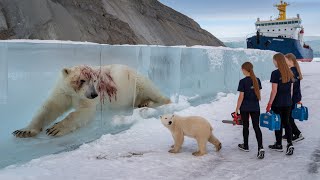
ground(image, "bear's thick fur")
xmin=13 ymin=64 xmax=171 ymax=138
xmin=160 ymin=114 xmax=221 ymax=156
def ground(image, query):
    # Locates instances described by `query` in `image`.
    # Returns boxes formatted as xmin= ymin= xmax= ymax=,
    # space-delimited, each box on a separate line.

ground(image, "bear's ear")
xmin=171 ymin=115 xmax=174 ymax=118
xmin=62 ymin=68 xmax=71 ymax=76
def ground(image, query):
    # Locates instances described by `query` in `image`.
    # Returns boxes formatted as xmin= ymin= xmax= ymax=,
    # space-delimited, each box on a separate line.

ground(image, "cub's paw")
xmin=168 ymin=149 xmax=179 ymax=153
xmin=192 ymin=151 xmax=206 ymax=156
xmin=12 ymin=128 xmax=41 ymax=138
xmin=216 ymin=143 xmax=222 ymax=152
xmin=46 ymin=122 xmax=70 ymax=137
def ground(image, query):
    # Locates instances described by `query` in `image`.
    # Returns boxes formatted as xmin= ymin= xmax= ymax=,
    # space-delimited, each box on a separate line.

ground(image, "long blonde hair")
xmin=285 ymin=53 xmax=303 ymax=80
xmin=241 ymin=62 xmax=261 ymax=100
xmin=273 ymin=53 xmax=294 ymax=83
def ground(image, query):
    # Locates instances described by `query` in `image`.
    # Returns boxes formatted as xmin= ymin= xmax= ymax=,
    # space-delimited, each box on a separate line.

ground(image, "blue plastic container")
xmin=260 ymin=111 xmax=281 ymax=131
xmin=291 ymin=103 xmax=309 ymax=121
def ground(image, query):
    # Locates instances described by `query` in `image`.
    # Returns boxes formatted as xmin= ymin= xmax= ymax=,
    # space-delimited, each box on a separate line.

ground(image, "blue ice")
xmin=0 ymin=41 xmax=275 ymax=168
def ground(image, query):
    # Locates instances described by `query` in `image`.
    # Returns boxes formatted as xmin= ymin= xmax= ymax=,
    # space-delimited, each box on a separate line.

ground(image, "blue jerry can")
xmin=291 ymin=103 xmax=309 ymax=121
xmin=259 ymin=111 xmax=281 ymax=131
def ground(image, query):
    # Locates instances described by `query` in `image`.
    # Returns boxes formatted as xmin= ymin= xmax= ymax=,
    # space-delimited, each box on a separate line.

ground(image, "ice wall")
xmin=0 ymin=40 xmax=275 ymax=168
xmin=0 ymin=43 xmax=7 ymax=104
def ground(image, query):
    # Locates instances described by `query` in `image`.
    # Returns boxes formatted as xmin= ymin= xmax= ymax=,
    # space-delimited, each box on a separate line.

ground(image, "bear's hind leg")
xmin=209 ymin=134 xmax=222 ymax=151
xmin=137 ymin=78 xmax=171 ymax=108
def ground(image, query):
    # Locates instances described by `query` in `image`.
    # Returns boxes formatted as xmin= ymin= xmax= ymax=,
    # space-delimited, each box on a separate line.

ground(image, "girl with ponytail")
xmin=267 ymin=53 xmax=294 ymax=155
xmin=283 ymin=53 xmax=304 ymax=142
xmin=235 ymin=62 xmax=264 ymax=159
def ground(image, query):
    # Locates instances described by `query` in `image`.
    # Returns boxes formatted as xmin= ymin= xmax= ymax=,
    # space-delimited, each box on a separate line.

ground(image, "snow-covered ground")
xmin=0 ymin=62 xmax=319 ymax=180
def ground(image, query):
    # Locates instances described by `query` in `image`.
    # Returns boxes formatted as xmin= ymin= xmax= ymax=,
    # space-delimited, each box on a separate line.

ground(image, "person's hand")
xmin=266 ymin=103 xmax=272 ymax=112
xmin=297 ymin=101 xmax=302 ymax=104
xmin=231 ymin=112 xmax=239 ymax=120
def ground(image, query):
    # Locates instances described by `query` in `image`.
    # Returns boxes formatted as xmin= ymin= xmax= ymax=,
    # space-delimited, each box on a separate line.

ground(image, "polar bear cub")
xmin=160 ymin=114 xmax=221 ymax=156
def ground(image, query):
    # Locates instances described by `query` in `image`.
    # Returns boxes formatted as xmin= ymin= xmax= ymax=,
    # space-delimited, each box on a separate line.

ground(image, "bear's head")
xmin=160 ymin=114 xmax=175 ymax=128
xmin=62 ymin=66 xmax=99 ymax=100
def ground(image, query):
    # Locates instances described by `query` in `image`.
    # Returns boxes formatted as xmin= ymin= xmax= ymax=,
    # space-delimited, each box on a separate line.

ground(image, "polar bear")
xmin=160 ymin=114 xmax=221 ymax=156
xmin=13 ymin=64 xmax=171 ymax=138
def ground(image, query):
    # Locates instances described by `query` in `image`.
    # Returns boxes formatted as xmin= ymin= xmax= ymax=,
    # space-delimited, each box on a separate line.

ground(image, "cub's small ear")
xmin=172 ymin=115 xmax=174 ymax=118
xmin=62 ymin=68 xmax=70 ymax=76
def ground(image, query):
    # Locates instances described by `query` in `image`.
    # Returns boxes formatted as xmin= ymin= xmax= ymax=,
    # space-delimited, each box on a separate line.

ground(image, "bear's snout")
xmin=90 ymin=92 xmax=98 ymax=99
xmin=85 ymin=84 xmax=98 ymax=99
xmin=168 ymin=121 xmax=172 ymax=125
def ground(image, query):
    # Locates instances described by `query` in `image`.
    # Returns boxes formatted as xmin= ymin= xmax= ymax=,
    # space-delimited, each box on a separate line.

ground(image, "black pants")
xmin=290 ymin=104 xmax=302 ymax=136
xmin=240 ymin=111 xmax=263 ymax=149
xmin=272 ymin=106 xmax=292 ymax=145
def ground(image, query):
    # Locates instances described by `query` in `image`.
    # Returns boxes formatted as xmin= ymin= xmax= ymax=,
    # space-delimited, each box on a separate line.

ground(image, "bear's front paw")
xmin=12 ymin=128 xmax=41 ymax=138
xmin=46 ymin=122 xmax=70 ymax=137
xmin=168 ymin=149 xmax=179 ymax=153
xmin=192 ymin=151 xmax=206 ymax=156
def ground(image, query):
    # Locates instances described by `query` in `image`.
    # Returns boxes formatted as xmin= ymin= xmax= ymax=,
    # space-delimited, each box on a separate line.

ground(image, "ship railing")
xmin=246 ymin=32 xmax=295 ymax=39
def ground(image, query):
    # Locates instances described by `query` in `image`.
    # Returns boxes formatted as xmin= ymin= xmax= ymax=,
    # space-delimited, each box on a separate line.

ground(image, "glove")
xmin=266 ymin=103 xmax=272 ymax=112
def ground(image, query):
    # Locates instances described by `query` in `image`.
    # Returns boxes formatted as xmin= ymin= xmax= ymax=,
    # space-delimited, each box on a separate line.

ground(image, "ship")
xmin=246 ymin=0 xmax=313 ymax=62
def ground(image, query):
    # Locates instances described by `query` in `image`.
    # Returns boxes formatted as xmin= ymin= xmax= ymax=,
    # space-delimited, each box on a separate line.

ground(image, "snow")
xmin=0 ymin=62 xmax=319 ymax=180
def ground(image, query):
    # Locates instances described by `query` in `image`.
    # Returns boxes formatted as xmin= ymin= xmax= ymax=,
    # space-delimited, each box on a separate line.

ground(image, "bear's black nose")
xmin=168 ymin=121 xmax=172 ymax=125
xmin=91 ymin=92 xmax=98 ymax=99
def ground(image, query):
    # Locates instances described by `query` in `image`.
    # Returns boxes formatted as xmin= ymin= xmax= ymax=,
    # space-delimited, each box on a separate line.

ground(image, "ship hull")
xmin=247 ymin=36 xmax=314 ymax=62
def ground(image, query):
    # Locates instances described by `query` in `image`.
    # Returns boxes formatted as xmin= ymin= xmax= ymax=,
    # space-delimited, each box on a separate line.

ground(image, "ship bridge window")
xmin=295 ymin=21 xmax=299 ymax=23
xmin=268 ymin=30 xmax=270 ymax=32
xmin=288 ymin=21 xmax=292 ymax=24
xmin=284 ymin=22 xmax=288 ymax=24
xmin=279 ymin=29 xmax=281 ymax=31
xmin=280 ymin=22 xmax=284 ymax=25
xmin=285 ymin=29 xmax=287 ymax=31
xmin=273 ymin=29 xmax=275 ymax=31
xmin=272 ymin=23 xmax=275 ymax=25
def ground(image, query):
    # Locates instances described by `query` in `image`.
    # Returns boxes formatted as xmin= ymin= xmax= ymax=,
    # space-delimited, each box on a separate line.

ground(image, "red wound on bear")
xmin=97 ymin=70 xmax=117 ymax=104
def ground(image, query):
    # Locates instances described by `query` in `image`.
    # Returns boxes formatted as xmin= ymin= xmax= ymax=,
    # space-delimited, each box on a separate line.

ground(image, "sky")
xmin=159 ymin=0 xmax=320 ymax=39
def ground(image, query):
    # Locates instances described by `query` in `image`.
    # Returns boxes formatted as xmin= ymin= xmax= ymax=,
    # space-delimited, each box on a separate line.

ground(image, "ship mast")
xmin=274 ymin=0 xmax=289 ymax=20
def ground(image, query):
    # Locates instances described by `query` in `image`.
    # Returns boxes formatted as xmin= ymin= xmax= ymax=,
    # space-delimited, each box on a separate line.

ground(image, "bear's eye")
xmin=165 ymin=118 xmax=167 ymax=119
xmin=80 ymin=80 xmax=86 ymax=84
xmin=168 ymin=121 xmax=172 ymax=125
xmin=94 ymin=80 xmax=96 ymax=83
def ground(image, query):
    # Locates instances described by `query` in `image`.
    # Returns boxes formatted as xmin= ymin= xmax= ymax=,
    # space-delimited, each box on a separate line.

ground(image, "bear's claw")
xmin=192 ymin=151 xmax=206 ymax=156
xmin=12 ymin=129 xmax=37 ymax=138
xmin=46 ymin=122 xmax=67 ymax=137
xmin=168 ymin=149 xmax=179 ymax=153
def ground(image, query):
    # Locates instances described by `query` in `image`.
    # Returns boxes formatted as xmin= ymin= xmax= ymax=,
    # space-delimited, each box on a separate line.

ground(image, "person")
xmin=235 ymin=62 xmax=264 ymax=159
xmin=267 ymin=53 xmax=294 ymax=155
xmin=283 ymin=53 xmax=304 ymax=142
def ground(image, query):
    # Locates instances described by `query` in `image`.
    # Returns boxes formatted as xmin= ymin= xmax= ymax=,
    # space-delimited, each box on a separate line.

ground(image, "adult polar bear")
xmin=13 ymin=64 xmax=171 ymax=138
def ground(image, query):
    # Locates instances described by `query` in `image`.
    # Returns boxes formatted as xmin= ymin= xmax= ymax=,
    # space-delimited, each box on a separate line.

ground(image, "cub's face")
xmin=62 ymin=66 xmax=99 ymax=100
xmin=160 ymin=114 xmax=174 ymax=128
